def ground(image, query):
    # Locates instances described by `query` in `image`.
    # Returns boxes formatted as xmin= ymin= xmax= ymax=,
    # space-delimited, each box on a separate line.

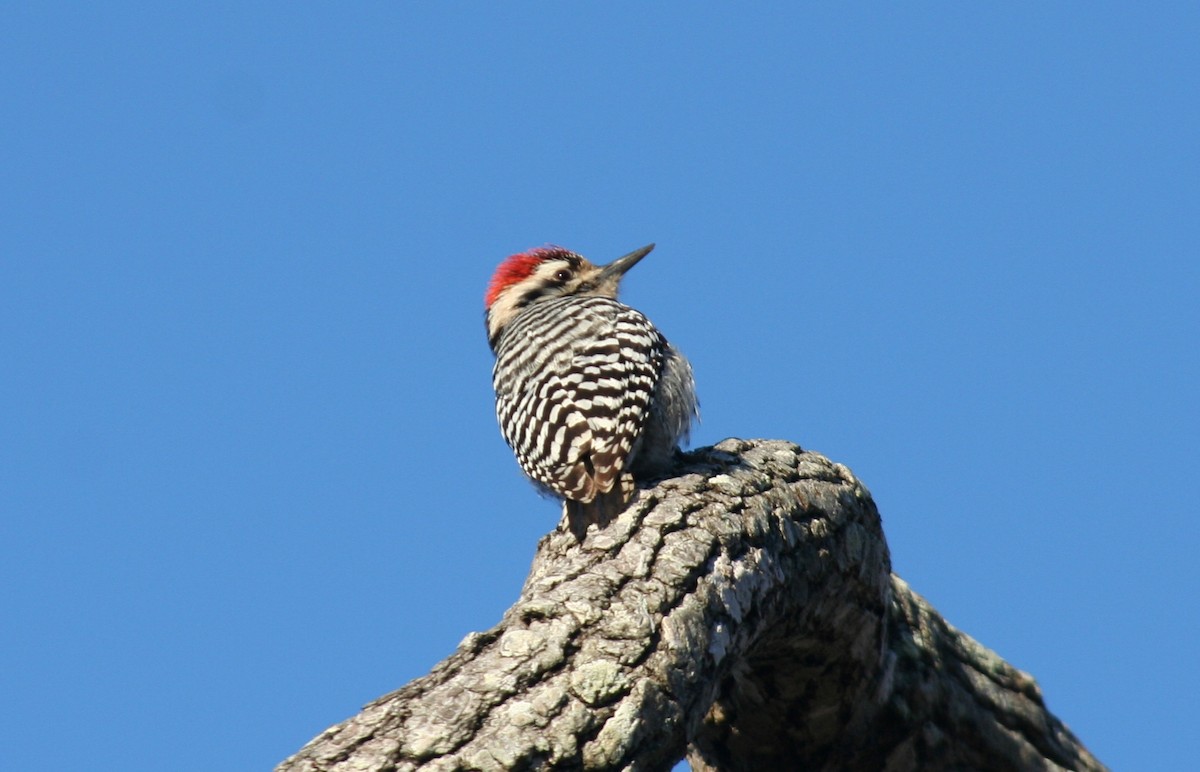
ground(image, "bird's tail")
xmin=563 ymin=474 xmax=636 ymax=541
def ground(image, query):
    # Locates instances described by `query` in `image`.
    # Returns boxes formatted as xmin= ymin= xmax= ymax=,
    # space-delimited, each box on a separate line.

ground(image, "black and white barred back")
xmin=493 ymin=294 xmax=667 ymax=505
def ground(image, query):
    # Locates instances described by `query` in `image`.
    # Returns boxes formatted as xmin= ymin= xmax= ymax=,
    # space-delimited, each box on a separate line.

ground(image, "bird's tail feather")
xmin=563 ymin=474 xmax=635 ymax=541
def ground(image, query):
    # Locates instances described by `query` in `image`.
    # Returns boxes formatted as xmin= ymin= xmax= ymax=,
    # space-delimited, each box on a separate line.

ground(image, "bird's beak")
xmin=597 ymin=243 xmax=655 ymax=284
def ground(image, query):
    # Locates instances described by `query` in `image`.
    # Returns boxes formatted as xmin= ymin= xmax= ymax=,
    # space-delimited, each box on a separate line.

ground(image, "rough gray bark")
xmin=277 ymin=439 xmax=1104 ymax=772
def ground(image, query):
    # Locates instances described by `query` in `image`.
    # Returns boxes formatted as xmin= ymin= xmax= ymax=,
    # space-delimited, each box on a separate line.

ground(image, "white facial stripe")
xmin=534 ymin=259 xmax=573 ymax=282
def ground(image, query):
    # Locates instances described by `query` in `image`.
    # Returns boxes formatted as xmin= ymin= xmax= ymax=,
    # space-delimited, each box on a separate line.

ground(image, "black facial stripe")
xmin=517 ymin=282 xmax=556 ymax=308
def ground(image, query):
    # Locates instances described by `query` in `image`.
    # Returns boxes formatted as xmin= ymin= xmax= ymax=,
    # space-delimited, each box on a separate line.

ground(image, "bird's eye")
xmin=554 ymin=269 xmax=572 ymax=282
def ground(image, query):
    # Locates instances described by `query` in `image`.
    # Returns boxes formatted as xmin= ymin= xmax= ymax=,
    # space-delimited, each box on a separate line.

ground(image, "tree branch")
xmin=277 ymin=439 xmax=1104 ymax=771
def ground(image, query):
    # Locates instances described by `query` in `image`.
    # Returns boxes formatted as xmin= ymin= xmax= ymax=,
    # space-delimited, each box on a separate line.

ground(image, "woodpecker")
xmin=485 ymin=243 xmax=698 ymax=539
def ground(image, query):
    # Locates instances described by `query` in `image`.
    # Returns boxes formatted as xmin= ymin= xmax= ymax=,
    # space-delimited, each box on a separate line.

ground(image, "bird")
xmin=484 ymin=243 xmax=698 ymax=540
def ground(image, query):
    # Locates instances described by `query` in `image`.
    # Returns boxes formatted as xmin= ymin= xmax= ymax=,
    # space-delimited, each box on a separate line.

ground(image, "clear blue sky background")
xmin=3 ymin=5 xmax=1196 ymax=770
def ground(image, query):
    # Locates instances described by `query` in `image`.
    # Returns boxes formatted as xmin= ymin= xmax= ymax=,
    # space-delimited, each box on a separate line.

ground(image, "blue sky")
xmin=2 ymin=5 xmax=1197 ymax=770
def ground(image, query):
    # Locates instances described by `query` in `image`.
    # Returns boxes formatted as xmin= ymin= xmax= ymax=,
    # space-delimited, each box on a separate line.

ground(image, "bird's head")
xmin=484 ymin=243 xmax=654 ymax=348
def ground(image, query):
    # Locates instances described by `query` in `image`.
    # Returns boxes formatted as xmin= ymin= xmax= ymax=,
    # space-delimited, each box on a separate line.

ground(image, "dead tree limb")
xmin=277 ymin=439 xmax=1104 ymax=771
